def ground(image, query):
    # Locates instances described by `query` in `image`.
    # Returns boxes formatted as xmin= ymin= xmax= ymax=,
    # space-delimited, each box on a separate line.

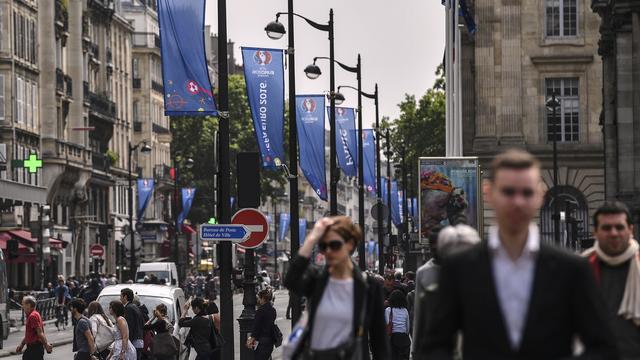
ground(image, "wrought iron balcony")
xmin=88 ymin=91 xmax=116 ymax=120
xmin=92 ymin=152 xmax=110 ymax=172
xmin=133 ymin=78 xmax=141 ymax=89
xmin=151 ymin=80 xmax=164 ymax=94
xmin=56 ymin=68 xmax=64 ymax=93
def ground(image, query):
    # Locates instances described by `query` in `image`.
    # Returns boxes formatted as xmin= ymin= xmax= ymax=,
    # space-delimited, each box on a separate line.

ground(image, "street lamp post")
xmin=127 ymin=141 xmax=151 ymax=282
xmin=265 ymin=7 xmax=333 ymax=325
xmin=546 ymin=93 xmax=561 ymax=244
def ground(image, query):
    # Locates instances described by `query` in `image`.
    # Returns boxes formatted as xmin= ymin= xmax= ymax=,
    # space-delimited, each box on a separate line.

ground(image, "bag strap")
xmin=355 ymin=275 xmax=369 ymax=338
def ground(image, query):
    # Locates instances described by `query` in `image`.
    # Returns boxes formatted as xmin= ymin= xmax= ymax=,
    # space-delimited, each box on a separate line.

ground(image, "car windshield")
xmin=136 ymin=271 xmax=171 ymax=284
xmin=98 ymin=295 xmax=176 ymax=322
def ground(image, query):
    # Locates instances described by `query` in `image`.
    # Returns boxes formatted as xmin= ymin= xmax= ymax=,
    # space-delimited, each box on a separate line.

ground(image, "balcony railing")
xmin=154 ymin=35 xmax=161 ymax=48
xmin=155 ymin=164 xmax=173 ymax=183
xmin=133 ymin=32 xmax=160 ymax=48
xmin=56 ymin=140 xmax=91 ymax=164
xmin=88 ymin=91 xmax=116 ymax=120
xmin=55 ymin=68 xmax=64 ymax=93
xmin=92 ymin=152 xmax=110 ymax=172
xmin=151 ymin=80 xmax=163 ymax=94
xmin=90 ymin=42 xmax=99 ymax=60
xmin=106 ymin=48 xmax=113 ymax=64
xmin=65 ymin=76 xmax=73 ymax=97
xmin=83 ymin=81 xmax=89 ymax=99
xmin=132 ymin=78 xmax=141 ymax=89
xmin=152 ymin=123 xmax=170 ymax=134
xmin=134 ymin=121 xmax=142 ymax=132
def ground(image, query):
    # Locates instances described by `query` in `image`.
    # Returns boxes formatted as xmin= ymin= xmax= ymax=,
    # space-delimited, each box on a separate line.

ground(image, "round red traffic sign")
xmin=90 ymin=244 xmax=105 ymax=257
xmin=231 ymin=209 xmax=269 ymax=249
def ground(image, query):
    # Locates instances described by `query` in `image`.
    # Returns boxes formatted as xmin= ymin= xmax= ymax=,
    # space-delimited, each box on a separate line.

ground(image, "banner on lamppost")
xmin=362 ymin=129 xmax=377 ymax=195
xmin=177 ymin=188 xmax=196 ymax=229
xmin=330 ymin=107 xmax=357 ymax=177
xmin=418 ymin=157 xmax=481 ymax=243
xmin=391 ymin=180 xmax=401 ymax=227
xmin=381 ymin=177 xmax=388 ymax=206
xmin=137 ymin=179 xmax=155 ymax=220
xmin=296 ymin=95 xmax=327 ymax=201
xmin=278 ymin=213 xmax=290 ymax=241
xmin=299 ymin=219 xmax=307 ymax=245
xmin=241 ymin=47 xmax=285 ymax=169
xmin=157 ymin=0 xmax=217 ymax=116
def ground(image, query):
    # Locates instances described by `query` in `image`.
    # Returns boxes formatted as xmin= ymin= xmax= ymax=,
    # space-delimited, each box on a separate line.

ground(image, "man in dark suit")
xmin=421 ymin=149 xmax=618 ymax=359
xmin=120 ymin=288 xmax=144 ymax=360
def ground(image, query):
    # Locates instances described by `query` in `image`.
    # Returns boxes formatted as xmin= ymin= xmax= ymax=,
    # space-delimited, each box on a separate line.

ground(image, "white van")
xmin=136 ymin=262 xmax=179 ymax=285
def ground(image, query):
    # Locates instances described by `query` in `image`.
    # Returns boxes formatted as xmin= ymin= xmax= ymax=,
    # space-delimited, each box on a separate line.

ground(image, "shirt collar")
xmin=489 ymin=224 xmax=540 ymax=257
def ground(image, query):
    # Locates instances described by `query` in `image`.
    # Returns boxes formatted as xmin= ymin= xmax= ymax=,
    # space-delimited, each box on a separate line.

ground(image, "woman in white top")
xmin=88 ymin=301 xmax=115 ymax=359
xmin=385 ymin=290 xmax=411 ymax=360
xmin=284 ymin=216 xmax=389 ymax=360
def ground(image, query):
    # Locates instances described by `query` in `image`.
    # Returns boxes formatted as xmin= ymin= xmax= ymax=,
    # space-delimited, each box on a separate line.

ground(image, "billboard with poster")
xmin=418 ymin=157 xmax=481 ymax=243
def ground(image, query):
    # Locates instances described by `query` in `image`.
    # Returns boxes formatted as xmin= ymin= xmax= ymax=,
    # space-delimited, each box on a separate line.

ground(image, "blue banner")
xmin=299 ymin=219 xmax=307 ymax=245
xmin=381 ymin=177 xmax=389 ymax=206
xmin=137 ymin=179 xmax=154 ymax=220
xmin=278 ymin=213 xmax=290 ymax=241
xmin=296 ymin=95 xmax=327 ymax=200
xmin=391 ymin=180 xmax=401 ymax=226
xmin=241 ymin=47 xmax=285 ymax=168
xmin=158 ymin=0 xmax=217 ymax=116
xmin=177 ymin=188 xmax=196 ymax=228
xmin=330 ymin=107 xmax=357 ymax=177
xmin=363 ymin=129 xmax=377 ymax=195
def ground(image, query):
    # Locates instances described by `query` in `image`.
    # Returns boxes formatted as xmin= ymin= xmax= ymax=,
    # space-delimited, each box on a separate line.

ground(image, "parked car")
xmin=97 ymin=284 xmax=189 ymax=360
xmin=135 ymin=262 xmax=179 ymax=285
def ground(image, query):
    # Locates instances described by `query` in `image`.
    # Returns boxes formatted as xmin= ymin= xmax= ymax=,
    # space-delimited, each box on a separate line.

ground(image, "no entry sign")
xmin=231 ymin=208 xmax=269 ymax=249
xmin=90 ymin=244 xmax=105 ymax=257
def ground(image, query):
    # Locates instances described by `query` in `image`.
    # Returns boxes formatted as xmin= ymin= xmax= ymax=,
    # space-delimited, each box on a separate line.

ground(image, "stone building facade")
xmin=462 ymin=0 xmax=605 ymax=247
xmin=591 ymin=0 xmax=640 ymax=236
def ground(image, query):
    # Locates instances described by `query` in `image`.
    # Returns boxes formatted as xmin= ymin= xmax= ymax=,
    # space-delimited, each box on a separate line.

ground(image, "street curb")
xmin=0 ymin=337 xmax=74 ymax=358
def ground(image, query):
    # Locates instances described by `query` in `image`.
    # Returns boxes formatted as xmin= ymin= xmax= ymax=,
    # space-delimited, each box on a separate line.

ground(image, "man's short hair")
xmin=593 ymin=201 xmax=632 ymax=229
xmin=69 ymin=298 xmax=86 ymax=313
xmin=121 ymin=288 xmax=134 ymax=302
xmin=489 ymin=148 xmax=541 ymax=182
xmin=22 ymin=295 xmax=36 ymax=308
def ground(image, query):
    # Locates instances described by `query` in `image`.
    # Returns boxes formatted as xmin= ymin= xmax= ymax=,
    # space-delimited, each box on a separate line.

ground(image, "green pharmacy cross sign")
xmin=12 ymin=154 xmax=43 ymax=173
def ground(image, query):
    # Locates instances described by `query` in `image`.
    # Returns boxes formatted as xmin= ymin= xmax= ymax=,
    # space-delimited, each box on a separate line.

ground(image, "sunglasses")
xmin=499 ymin=187 xmax=535 ymax=198
xmin=318 ymin=239 xmax=344 ymax=253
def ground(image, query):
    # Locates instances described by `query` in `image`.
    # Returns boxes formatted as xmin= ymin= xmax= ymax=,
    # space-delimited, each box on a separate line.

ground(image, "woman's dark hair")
xmin=155 ymin=303 xmax=168 ymax=316
xmin=88 ymin=301 xmax=112 ymax=326
xmin=257 ymin=289 xmax=272 ymax=302
xmin=191 ymin=297 xmax=205 ymax=314
xmin=389 ymin=290 xmax=407 ymax=309
xmin=205 ymin=301 xmax=218 ymax=315
xmin=120 ymin=288 xmax=134 ymax=302
xmin=110 ymin=300 xmax=125 ymax=317
xmin=70 ymin=298 xmax=87 ymax=313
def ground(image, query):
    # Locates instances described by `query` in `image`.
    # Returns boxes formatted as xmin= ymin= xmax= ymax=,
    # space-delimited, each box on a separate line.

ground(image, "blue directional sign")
xmin=199 ymin=224 xmax=250 ymax=243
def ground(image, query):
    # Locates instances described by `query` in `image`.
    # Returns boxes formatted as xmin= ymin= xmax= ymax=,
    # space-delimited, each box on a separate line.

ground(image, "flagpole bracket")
xmin=218 ymin=111 xmax=230 ymax=119
xmin=280 ymin=164 xmax=297 ymax=180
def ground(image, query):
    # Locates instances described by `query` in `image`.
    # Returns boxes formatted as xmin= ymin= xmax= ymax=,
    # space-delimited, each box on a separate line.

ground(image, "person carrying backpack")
xmin=88 ymin=301 xmax=115 ymax=360
xmin=246 ymin=290 xmax=277 ymax=360
xmin=179 ymin=297 xmax=219 ymax=360
xmin=144 ymin=304 xmax=179 ymax=360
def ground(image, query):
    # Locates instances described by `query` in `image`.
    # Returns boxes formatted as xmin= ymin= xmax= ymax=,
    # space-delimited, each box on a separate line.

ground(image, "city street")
xmin=1 ymin=290 xmax=290 ymax=360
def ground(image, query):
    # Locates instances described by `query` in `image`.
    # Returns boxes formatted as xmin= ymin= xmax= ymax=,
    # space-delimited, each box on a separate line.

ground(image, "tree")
xmin=170 ymin=74 xmax=287 ymax=225
xmin=381 ymin=64 xmax=446 ymax=197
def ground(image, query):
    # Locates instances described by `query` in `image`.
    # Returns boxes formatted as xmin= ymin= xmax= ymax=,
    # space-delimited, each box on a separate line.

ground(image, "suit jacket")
xmin=284 ymin=255 xmax=389 ymax=360
xmin=422 ymin=240 xmax=619 ymax=360
xmin=124 ymin=302 xmax=144 ymax=343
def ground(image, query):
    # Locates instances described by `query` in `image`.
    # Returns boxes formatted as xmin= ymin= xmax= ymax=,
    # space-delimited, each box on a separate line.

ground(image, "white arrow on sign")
xmin=199 ymin=224 xmax=252 ymax=243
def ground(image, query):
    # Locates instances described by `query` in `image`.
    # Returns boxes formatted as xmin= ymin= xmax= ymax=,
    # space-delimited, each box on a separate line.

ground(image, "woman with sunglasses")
xmin=284 ymin=216 xmax=389 ymax=360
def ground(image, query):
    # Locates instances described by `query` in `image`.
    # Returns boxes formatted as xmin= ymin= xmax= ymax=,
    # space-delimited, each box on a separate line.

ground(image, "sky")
xmin=204 ymin=0 xmax=445 ymax=128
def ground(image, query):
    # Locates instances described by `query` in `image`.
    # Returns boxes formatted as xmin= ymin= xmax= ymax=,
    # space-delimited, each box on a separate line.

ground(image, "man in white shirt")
xmin=422 ymin=148 xmax=618 ymax=359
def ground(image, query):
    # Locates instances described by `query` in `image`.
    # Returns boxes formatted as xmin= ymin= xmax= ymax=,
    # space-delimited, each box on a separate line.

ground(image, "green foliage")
xmin=105 ymin=149 xmax=119 ymax=166
xmin=170 ymin=74 xmax=287 ymax=225
xmin=381 ymin=64 xmax=446 ymax=195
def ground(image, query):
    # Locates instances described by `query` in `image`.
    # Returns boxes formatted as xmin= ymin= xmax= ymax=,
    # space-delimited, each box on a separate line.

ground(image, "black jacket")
xmin=284 ymin=255 xmax=389 ymax=360
xmin=422 ymin=241 xmax=619 ymax=360
xmin=252 ymin=302 xmax=276 ymax=340
xmin=179 ymin=313 xmax=214 ymax=354
xmin=124 ymin=302 xmax=144 ymax=342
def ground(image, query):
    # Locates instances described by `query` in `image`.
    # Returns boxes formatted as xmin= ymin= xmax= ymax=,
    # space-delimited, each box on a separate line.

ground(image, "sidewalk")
xmin=0 ymin=319 xmax=74 ymax=357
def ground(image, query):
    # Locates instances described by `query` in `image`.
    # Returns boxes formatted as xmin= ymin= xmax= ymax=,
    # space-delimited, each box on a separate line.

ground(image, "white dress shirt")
xmin=489 ymin=224 xmax=540 ymax=349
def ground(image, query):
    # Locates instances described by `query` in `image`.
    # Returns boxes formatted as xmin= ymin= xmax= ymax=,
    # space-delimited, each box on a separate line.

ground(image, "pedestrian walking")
xmin=144 ymin=304 xmax=178 ymax=360
xmin=422 ymin=149 xmax=618 ymax=358
xmin=583 ymin=201 xmax=640 ymax=359
xmin=246 ymin=290 xmax=276 ymax=360
xmin=178 ymin=297 xmax=218 ymax=360
xmin=108 ymin=300 xmax=137 ymax=360
xmin=16 ymin=296 xmax=53 ymax=360
xmin=120 ymin=288 xmax=144 ymax=359
xmin=88 ymin=301 xmax=115 ymax=360
xmin=69 ymin=299 xmax=98 ymax=360
xmin=284 ymin=216 xmax=389 ymax=359
xmin=385 ymin=290 xmax=411 ymax=360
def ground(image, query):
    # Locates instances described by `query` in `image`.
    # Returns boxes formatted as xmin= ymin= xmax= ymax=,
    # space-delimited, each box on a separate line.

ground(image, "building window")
xmin=546 ymin=78 xmax=579 ymax=143
xmin=0 ymin=75 xmax=4 ymax=121
xmin=546 ymin=0 xmax=577 ymax=37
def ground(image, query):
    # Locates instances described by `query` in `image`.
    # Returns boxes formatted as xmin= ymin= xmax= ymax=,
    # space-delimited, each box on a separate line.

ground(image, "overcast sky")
xmin=204 ymin=0 xmax=445 ymax=128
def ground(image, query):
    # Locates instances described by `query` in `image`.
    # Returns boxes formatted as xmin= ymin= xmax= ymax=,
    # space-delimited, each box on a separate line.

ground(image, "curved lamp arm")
xmin=275 ymin=12 xmax=330 ymax=32
xmin=313 ymin=56 xmax=358 ymax=73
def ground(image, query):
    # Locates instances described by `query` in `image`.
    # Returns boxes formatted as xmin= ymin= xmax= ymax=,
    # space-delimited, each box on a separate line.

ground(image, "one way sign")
xmin=199 ymin=224 xmax=251 ymax=243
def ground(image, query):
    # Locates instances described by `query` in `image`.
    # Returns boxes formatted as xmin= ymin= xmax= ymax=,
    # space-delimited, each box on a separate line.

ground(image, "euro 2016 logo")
xmin=336 ymin=108 xmax=346 ymax=117
xmin=301 ymin=98 xmax=317 ymax=113
xmin=253 ymin=50 xmax=272 ymax=65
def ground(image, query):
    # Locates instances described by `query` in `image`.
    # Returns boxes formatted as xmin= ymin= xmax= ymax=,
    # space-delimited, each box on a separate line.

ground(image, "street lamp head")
xmin=140 ymin=142 xmax=152 ymax=154
xmin=184 ymin=157 xmax=195 ymax=169
xmin=265 ymin=20 xmax=286 ymax=40
xmin=304 ymin=63 xmax=322 ymax=79
xmin=333 ymin=91 xmax=346 ymax=105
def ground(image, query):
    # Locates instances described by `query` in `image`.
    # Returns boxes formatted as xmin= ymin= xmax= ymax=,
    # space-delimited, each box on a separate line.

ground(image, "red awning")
xmin=50 ymin=239 xmax=67 ymax=250
xmin=8 ymin=229 xmax=37 ymax=243
xmin=0 ymin=232 xmax=29 ymax=250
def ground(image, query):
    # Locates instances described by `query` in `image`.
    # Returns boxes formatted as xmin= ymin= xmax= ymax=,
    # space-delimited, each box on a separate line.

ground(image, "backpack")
xmin=92 ymin=316 xmax=115 ymax=352
xmin=272 ymin=323 xmax=283 ymax=348
xmin=152 ymin=323 xmax=179 ymax=357
xmin=208 ymin=315 xmax=224 ymax=349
